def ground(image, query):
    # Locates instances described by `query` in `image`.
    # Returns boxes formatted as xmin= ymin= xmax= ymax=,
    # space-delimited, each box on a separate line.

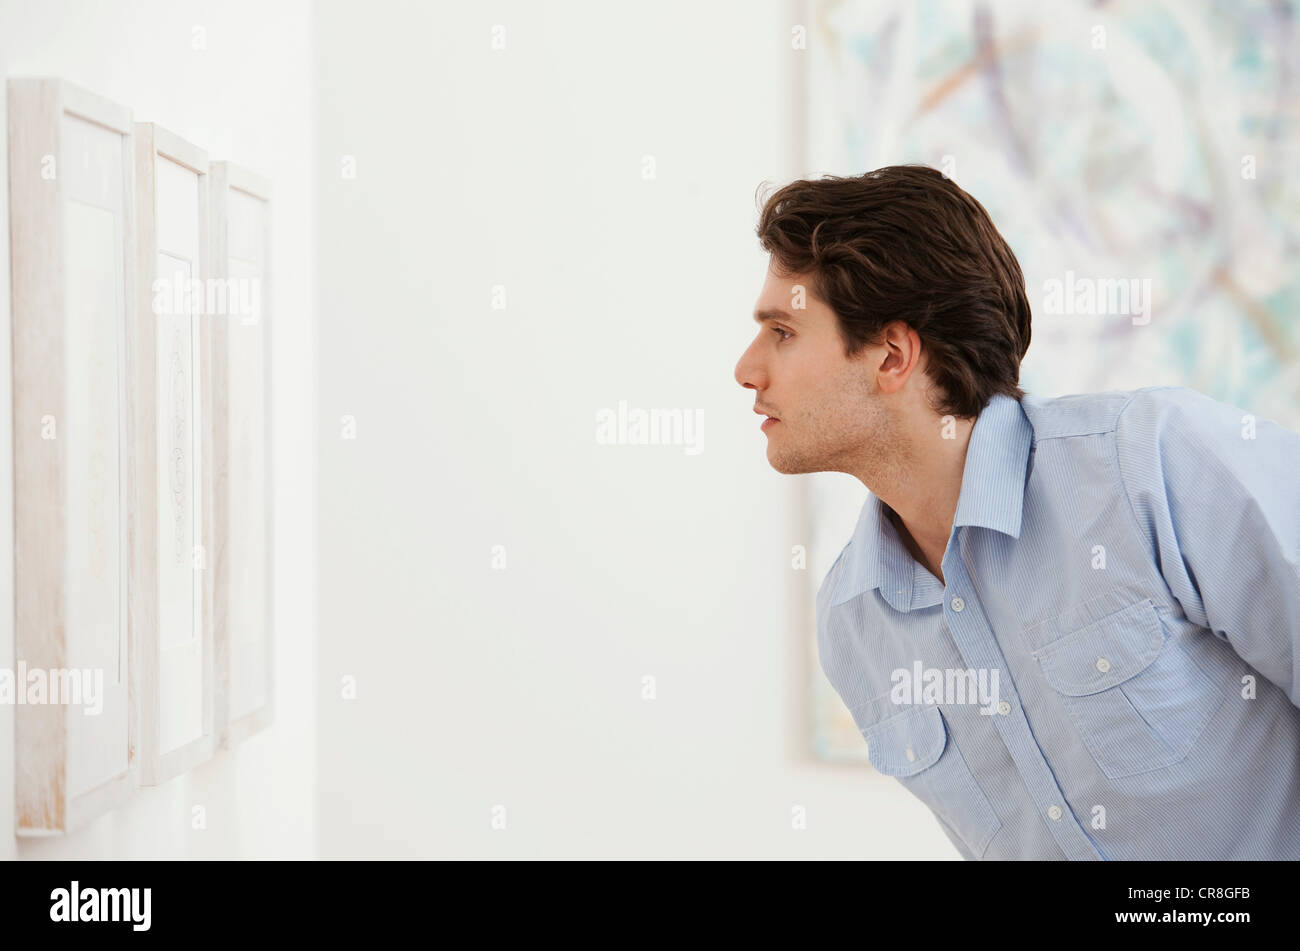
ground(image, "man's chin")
xmin=766 ymin=444 xmax=821 ymax=475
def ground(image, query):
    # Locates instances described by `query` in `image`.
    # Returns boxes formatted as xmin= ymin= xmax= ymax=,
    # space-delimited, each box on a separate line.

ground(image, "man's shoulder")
xmin=1018 ymin=384 xmax=1208 ymax=443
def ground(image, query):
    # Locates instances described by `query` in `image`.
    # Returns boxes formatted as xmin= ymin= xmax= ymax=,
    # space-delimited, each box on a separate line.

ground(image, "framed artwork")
xmin=8 ymin=78 xmax=138 ymax=833
xmin=209 ymin=161 xmax=274 ymax=747
xmin=133 ymin=122 xmax=217 ymax=784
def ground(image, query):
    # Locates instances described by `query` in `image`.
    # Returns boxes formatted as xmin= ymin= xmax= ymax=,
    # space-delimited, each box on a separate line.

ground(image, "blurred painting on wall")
xmin=804 ymin=0 xmax=1300 ymax=762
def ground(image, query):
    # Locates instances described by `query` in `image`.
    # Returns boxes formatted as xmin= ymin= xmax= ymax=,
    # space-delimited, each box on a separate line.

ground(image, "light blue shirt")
xmin=816 ymin=385 xmax=1300 ymax=860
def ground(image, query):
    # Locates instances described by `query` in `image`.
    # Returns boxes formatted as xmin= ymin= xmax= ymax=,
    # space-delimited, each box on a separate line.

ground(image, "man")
xmin=734 ymin=164 xmax=1300 ymax=860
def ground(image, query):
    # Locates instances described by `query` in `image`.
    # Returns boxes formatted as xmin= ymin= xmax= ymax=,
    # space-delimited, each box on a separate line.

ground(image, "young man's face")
xmin=735 ymin=261 xmax=899 ymax=476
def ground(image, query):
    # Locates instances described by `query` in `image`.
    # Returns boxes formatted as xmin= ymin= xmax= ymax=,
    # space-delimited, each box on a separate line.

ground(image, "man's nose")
xmin=734 ymin=340 xmax=766 ymax=392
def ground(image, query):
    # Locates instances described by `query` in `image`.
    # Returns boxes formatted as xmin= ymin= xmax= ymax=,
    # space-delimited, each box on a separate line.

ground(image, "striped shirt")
xmin=816 ymin=385 xmax=1300 ymax=859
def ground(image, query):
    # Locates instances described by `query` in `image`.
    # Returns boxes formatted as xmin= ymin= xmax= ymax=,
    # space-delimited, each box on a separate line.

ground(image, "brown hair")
xmin=755 ymin=164 xmax=1031 ymax=419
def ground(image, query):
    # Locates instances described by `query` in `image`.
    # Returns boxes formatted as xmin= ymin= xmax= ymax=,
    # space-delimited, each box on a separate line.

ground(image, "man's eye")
xmin=772 ymin=327 xmax=792 ymax=342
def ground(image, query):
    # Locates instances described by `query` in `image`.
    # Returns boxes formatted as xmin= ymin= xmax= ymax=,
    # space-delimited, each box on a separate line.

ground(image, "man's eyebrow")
xmin=753 ymin=308 xmax=800 ymax=324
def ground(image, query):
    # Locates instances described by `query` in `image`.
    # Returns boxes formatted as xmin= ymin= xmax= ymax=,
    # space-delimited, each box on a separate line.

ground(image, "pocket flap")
xmin=863 ymin=704 xmax=946 ymax=777
xmin=1034 ymin=598 xmax=1163 ymax=696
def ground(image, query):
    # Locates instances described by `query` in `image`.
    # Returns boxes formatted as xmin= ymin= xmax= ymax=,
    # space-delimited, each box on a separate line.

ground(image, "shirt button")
xmin=996 ymin=700 xmax=1011 ymax=715
xmin=1095 ymin=657 xmax=1111 ymax=673
xmin=905 ymin=747 xmax=916 ymax=762
xmin=1047 ymin=805 xmax=1063 ymax=821
xmin=951 ymin=596 xmax=965 ymax=612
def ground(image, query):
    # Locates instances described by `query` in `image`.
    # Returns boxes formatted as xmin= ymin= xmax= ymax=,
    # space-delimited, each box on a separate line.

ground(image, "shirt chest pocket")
xmin=1028 ymin=597 xmax=1224 ymax=780
xmin=862 ymin=703 xmax=1001 ymax=859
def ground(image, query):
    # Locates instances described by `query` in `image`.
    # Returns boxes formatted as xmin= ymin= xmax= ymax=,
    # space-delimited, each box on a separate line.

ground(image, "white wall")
xmin=0 ymin=0 xmax=315 ymax=858
xmin=313 ymin=0 xmax=957 ymax=858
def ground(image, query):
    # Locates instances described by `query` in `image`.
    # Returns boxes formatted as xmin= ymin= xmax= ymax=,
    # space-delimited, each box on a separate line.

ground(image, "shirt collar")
xmin=828 ymin=393 xmax=1033 ymax=612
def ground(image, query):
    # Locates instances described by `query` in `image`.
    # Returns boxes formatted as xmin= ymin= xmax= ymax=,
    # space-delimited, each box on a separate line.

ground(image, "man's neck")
xmin=867 ymin=417 xmax=975 ymax=588
xmin=887 ymin=505 xmax=949 ymax=586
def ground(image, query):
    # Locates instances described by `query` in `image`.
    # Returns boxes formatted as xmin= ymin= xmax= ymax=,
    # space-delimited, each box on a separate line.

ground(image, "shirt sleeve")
xmin=1115 ymin=385 xmax=1300 ymax=709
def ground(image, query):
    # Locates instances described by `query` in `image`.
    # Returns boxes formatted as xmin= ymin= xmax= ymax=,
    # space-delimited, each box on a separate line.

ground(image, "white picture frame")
xmin=133 ymin=122 xmax=217 ymax=784
xmin=7 ymin=78 xmax=138 ymax=833
xmin=209 ymin=161 xmax=274 ymax=747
